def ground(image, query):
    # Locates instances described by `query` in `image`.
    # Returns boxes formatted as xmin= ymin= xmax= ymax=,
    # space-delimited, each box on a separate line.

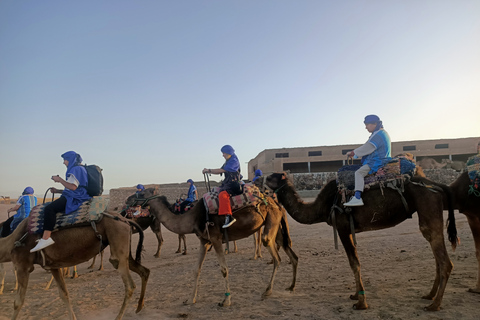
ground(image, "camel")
xmin=448 ymin=172 xmax=480 ymax=293
xmin=265 ymin=172 xmax=458 ymax=311
xmin=120 ymin=198 xmax=188 ymax=256
xmin=0 ymin=212 xmax=150 ymax=320
xmin=125 ymin=188 xmax=298 ymax=306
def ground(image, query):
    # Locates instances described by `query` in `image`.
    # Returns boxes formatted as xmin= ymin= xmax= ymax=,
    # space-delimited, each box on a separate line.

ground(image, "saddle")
xmin=336 ymin=157 xmax=416 ymax=199
xmin=203 ymin=183 xmax=262 ymax=214
xmin=466 ymin=155 xmax=480 ymax=191
xmin=27 ymin=196 xmax=108 ymax=234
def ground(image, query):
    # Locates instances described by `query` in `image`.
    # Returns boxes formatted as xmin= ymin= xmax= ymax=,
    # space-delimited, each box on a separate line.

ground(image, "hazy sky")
xmin=1 ymin=1 xmax=479 ymax=197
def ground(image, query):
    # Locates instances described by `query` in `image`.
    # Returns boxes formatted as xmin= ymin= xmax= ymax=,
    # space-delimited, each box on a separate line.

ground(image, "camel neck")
xmin=276 ymin=182 xmax=329 ymax=225
xmin=150 ymin=199 xmax=199 ymax=235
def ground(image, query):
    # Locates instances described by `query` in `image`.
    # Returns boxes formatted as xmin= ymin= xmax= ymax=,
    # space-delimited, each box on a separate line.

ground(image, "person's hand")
xmin=51 ymin=175 xmax=62 ymax=183
xmin=346 ymin=151 xmax=355 ymax=158
xmin=50 ymin=187 xmax=59 ymax=194
xmin=202 ymin=168 xmax=209 ymax=174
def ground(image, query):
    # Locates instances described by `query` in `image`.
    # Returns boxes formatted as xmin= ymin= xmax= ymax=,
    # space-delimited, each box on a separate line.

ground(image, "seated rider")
xmin=1 ymin=187 xmax=37 ymax=237
xmin=202 ymin=145 xmax=242 ymax=228
xmin=30 ymin=151 xmax=91 ymax=252
xmin=344 ymin=114 xmax=392 ymax=206
xmin=133 ymin=184 xmax=145 ymax=216
xmin=178 ymin=179 xmax=198 ymax=213
xmin=252 ymin=169 xmax=263 ymax=188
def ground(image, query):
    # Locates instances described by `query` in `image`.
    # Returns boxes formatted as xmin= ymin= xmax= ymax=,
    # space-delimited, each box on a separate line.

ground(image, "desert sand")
xmin=1 ymin=200 xmax=479 ymax=320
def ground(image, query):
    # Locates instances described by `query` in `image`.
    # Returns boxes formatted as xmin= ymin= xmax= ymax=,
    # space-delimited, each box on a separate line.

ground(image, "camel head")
xmin=265 ymin=173 xmax=289 ymax=192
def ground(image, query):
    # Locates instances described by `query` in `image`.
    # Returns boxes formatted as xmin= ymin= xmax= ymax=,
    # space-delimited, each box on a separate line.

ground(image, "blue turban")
xmin=187 ymin=179 xmax=194 ymax=184
xmin=22 ymin=187 xmax=34 ymax=195
xmin=364 ymin=114 xmax=384 ymax=131
xmin=221 ymin=145 xmax=235 ymax=155
xmin=136 ymin=184 xmax=145 ymax=191
xmin=61 ymin=151 xmax=83 ymax=176
xmin=254 ymin=169 xmax=263 ymax=177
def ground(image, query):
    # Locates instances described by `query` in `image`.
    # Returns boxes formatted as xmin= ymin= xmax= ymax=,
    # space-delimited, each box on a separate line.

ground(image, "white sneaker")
xmin=222 ymin=216 xmax=236 ymax=228
xmin=133 ymin=210 xmax=141 ymax=216
xmin=30 ymin=238 xmax=55 ymax=252
xmin=344 ymin=197 xmax=364 ymax=207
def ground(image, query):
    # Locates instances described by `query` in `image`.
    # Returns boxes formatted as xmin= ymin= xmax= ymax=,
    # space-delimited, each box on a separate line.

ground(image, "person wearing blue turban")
xmin=203 ymin=145 xmax=242 ymax=228
xmin=132 ymin=184 xmax=146 ymax=216
xmin=252 ymin=169 xmax=263 ymax=183
xmin=345 ymin=115 xmax=392 ymax=206
xmin=30 ymin=151 xmax=91 ymax=252
xmin=178 ymin=179 xmax=198 ymax=213
xmin=2 ymin=187 xmax=37 ymax=237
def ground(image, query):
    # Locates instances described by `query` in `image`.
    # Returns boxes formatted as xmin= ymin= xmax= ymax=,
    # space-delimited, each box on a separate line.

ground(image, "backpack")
xmin=83 ymin=164 xmax=104 ymax=196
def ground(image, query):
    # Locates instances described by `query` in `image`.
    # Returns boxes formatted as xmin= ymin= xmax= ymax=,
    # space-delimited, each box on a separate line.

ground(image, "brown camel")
xmin=0 ymin=212 xmax=150 ymax=320
xmin=449 ymin=172 xmax=480 ymax=293
xmin=121 ymin=198 xmax=188 ymax=256
xmin=125 ymin=188 xmax=298 ymax=306
xmin=266 ymin=172 xmax=458 ymax=311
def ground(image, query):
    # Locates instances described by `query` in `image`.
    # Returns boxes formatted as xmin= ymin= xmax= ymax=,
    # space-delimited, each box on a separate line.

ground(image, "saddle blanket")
xmin=28 ymin=196 xmax=109 ymax=234
xmin=203 ymin=183 xmax=260 ymax=214
xmin=125 ymin=207 xmax=151 ymax=218
xmin=337 ymin=156 xmax=416 ymax=191
xmin=466 ymin=155 xmax=480 ymax=190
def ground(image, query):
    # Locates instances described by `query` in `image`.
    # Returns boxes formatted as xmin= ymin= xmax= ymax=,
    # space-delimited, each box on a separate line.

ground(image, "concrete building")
xmin=247 ymin=137 xmax=480 ymax=179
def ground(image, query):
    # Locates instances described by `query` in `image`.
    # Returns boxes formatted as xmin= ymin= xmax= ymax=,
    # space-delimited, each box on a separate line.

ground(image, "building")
xmin=247 ymin=137 xmax=480 ymax=179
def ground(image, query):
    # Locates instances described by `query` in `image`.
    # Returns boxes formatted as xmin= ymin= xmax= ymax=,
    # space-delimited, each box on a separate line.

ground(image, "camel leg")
xmin=151 ymin=223 xmax=164 ymax=258
xmin=71 ymin=266 xmax=78 ymax=279
xmin=51 ymin=268 xmax=77 ymax=320
xmin=186 ymin=239 xmax=210 ymax=305
xmin=128 ymin=255 xmax=150 ymax=313
xmin=45 ymin=273 xmax=55 ymax=290
xmin=98 ymin=251 xmax=104 ymax=271
xmin=232 ymin=241 xmax=238 ymax=253
xmin=261 ymin=226 xmax=281 ymax=298
xmin=211 ymin=239 xmax=232 ymax=306
xmin=278 ymin=242 xmax=298 ymax=292
xmin=109 ymin=255 xmax=135 ymax=320
xmin=87 ymin=254 xmax=97 ymax=269
xmin=466 ymin=214 xmax=480 ymax=294
xmin=339 ymin=232 xmax=368 ymax=310
xmin=12 ymin=267 xmax=30 ymax=320
xmin=417 ymin=210 xmax=453 ymax=311
xmin=0 ymin=263 xmax=5 ymax=294
xmin=251 ymin=229 xmax=263 ymax=260
xmin=177 ymin=234 xmax=187 ymax=255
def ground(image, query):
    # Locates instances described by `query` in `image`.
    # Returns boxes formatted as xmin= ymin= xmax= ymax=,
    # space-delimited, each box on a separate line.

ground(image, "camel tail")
xmin=441 ymin=184 xmax=459 ymax=251
xmin=128 ymin=220 xmax=145 ymax=263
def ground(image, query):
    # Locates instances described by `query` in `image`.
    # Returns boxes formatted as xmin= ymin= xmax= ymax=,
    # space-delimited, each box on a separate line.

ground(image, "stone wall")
xmin=290 ymin=168 xmax=462 ymax=191
xmin=108 ymin=181 xmax=220 ymax=212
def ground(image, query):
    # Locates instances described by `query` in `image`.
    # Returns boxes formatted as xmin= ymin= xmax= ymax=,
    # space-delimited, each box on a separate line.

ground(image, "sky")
xmin=1 ymin=0 xmax=479 ymax=198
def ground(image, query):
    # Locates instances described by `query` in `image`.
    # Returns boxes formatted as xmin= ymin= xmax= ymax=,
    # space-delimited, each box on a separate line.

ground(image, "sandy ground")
xmin=1 ymin=201 xmax=479 ymax=320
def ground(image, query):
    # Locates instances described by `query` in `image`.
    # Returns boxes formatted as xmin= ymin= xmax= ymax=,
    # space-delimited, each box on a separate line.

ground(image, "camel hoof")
xmin=175 ymin=250 xmax=181 ymax=254
xmin=98 ymin=267 xmax=104 ymax=271
xmin=421 ymin=294 xmax=434 ymax=300
xmin=183 ymin=299 xmax=194 ymax=305
xmin=154 ymin=254 xmax=160 ymax=258
xmin=350 ymin=294 xmax=359 ymax=300
xmin=87 ymin=266 xmax=94 ymax=269
xmin=182 ymin=251 xmax=187 ymax=255
xmin=468 ymin=288 xmax=480 ymax=294
xmin=135 ymin=302 xmax=144 ymax=313
xmin=424 ymin=304 xmax=440 ymax=311
xmin=285 ymin=286 xmax=295 ymax=292
xmin=219 ymin=300 xmax=231 ymax=307
xmin=352 ymin=303 xmax=367 ymax=310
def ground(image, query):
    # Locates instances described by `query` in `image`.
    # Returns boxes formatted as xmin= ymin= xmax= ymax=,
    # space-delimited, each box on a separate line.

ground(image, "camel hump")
xmin=27 ymin=197 xmax=108 ymax=234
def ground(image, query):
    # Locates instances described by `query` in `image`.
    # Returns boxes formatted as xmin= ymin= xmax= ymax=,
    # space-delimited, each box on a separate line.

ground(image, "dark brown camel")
xmin=266 ymin=172 xmax=458 ymax=311
xmin=449 ymin=172 xmax=480 ymax=293
xmin=0 ymin=213 xmax=150 ymax=320
xmin=125 ymin=188 xmax=298 ymax=306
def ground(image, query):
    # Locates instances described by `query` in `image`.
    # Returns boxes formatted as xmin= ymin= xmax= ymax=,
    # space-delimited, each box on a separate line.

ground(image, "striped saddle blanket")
xmin=27 ymin=196 xmax=109 ymax=234
xmin=466 ymin=155 xmax=480 ymax=190
xmin=337 ymin=157 xmax=416 ymax=191
xmin=203 ymin=184 xmax=260 ymax=214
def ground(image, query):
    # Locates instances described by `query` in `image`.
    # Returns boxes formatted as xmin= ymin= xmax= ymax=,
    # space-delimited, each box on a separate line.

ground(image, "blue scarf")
xmin=60 ymin=151 xmax=90 ymax=214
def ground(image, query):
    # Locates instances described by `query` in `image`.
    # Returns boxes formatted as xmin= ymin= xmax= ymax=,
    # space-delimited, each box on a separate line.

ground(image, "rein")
xmin=125 ymin=194 xmax=163 ymax=211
